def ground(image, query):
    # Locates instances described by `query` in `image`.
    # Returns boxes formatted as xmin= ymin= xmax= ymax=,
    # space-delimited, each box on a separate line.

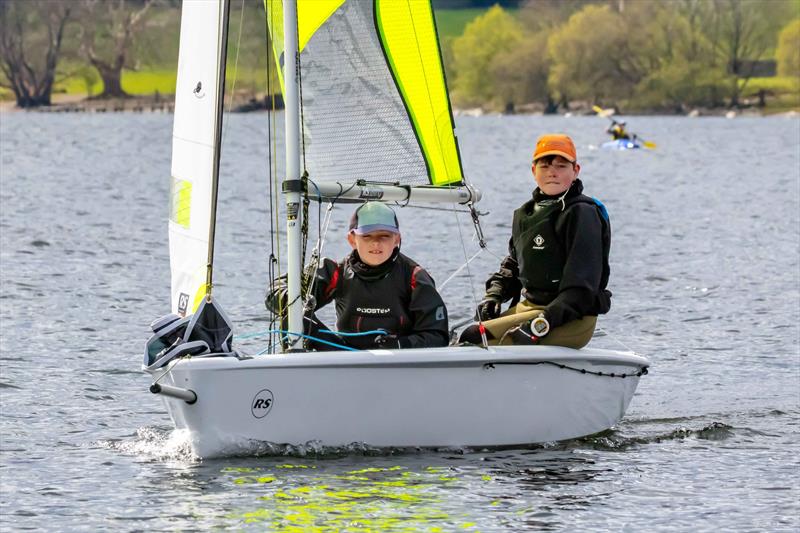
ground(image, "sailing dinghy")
xmin=143 ymin=0 xmax=649 ymax=458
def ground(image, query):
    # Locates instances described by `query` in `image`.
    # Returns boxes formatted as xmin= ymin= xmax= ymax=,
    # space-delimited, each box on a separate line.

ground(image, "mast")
xmin=282 ymin=0 xmax=304 ymax=349
xmin=205 ymin=0 xmax=231 ymax=301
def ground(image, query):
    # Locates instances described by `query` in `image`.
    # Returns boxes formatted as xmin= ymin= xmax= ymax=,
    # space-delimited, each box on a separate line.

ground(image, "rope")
xmin=150 ymin=356 xmax=185 ymax=385
xmin=593 ymin=326 xmax=637 ymax=352
xmin=302 ymin=197 xmax=335 ymax=304
xmin=222 ymin=0 xmax=246 ymax=138
xmin=319 ymin=329 xmax=387 ymax=337
xmin=236 ymin=329 xmax=359 ymax=352
xmin=264 ymin=2 xmax=281 ymax=354
xmin=485 ymin=361 xmax=649 ymax=379
xmin=438 ymin=248 xmax=484 ymax=290
xmin=236 ymin=328 xmax=386 ymax=340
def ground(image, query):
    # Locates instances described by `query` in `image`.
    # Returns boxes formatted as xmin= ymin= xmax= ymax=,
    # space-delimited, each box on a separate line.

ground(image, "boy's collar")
xmin=349 ymin=248 xmax=400 ymax=279
xmin=533 ymin=178 xmax=583 ymax=201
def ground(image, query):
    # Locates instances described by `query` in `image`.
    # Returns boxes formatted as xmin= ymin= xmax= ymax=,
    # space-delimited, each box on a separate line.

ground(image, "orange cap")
xmin=533 ymin=134 xmax=576 ymax=162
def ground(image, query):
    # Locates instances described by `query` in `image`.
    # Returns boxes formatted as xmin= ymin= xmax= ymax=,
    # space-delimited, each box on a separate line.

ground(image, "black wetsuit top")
xmin=484 ymin=179 xmax=611 ymax=329
xmin=310 ymin=249 xmax=449 ymax=350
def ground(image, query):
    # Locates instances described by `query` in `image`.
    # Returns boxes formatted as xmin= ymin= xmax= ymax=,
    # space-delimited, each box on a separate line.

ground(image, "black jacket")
xmin=484 ymin=179 xmax=611 ymax=329
xmin=310 ymin=249 xmax=449 ymax=349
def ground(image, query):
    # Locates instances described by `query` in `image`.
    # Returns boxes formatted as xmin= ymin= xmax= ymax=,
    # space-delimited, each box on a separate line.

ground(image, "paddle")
xmin=592 ymin=105 xmax=657 ymax=149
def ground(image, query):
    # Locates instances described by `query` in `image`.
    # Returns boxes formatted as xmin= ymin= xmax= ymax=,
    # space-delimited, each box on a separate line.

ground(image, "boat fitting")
xmin=150 ymin=383 xmax=197 ymax=404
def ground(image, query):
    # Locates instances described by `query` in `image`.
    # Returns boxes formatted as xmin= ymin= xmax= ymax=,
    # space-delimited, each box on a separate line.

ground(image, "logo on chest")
xmin=356 ymin=306 xmax=391 ymax=315
xmin=532 ymin=234 xmax=546 ymax=250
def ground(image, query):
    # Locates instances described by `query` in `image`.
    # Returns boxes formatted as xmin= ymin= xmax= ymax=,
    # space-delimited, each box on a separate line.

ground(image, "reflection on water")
xmin=131 ymin=455 xmax=611 ymax=531
xmin=224 ymin=465 xmax=463 ymax=530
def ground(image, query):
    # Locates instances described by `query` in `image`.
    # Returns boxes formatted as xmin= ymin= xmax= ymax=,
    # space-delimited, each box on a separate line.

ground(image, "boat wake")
xmin=100 ymin=420 xmax=738 ymax=461
xmin=179 ymin=421 xmax=734 ymax=458
xmin=563 ymin=421 xmax=735 ymax=451
xmin=99 ymin=426 xmax=198 ymax=461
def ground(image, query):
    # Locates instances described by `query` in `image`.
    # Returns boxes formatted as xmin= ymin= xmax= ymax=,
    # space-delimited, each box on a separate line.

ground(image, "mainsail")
xmin=169 ymin=0 xmax=227 ymax=316
xmin=266 ymin=0 xmax=464 ymax=188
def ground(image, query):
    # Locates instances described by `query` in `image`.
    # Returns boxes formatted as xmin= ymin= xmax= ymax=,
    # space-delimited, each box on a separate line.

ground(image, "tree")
xmin=76 ymin=0 xmax=155 ymax=98
xmin=776 ymin=19 xmax=800 ymax=78
xmin=450 ymin=5 xmax=523 ymax=109
xmin=546 ymin=5 xmax=627 ymax=104
xmin=0 ymin=0 xmax=72 ymax=108
xmin=701 ymin=0 xmax=773 ymax=107
xmin=491 ymin=31 xmax=553 ymax=112
xmin=518 ymin=0 xmax=596 ymax=30
xmin=630 ymin=2 xmax=726 ymax=110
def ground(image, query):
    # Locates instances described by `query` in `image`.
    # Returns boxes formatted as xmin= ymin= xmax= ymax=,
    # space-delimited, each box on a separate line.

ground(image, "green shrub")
xmin=776 ymin=19 xmax=800 ymax=78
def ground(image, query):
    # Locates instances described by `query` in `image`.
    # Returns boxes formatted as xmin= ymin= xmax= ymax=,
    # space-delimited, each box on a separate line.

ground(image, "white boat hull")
xmin=146 ymin=345 xmax=649 ymax=457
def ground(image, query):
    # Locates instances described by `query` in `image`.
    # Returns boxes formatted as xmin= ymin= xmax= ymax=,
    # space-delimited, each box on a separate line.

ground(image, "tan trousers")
xmin=482 ymin=300 xmax=597 ymax=349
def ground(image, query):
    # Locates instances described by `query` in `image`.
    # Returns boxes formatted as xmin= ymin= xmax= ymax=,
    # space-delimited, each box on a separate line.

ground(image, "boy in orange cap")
xmin=461 ymin=134 xmax=611 ymax=348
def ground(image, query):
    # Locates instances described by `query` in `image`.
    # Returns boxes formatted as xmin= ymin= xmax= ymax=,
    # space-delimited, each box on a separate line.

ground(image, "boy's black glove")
xmin=374 ymin=334 xmax=400 ymax=349
xmin=476 ymin=298 xmax=501 ymax=321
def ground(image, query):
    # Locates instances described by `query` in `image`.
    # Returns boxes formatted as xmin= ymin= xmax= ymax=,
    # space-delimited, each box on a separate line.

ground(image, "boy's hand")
xmin=374 ymin=334 xmax=400 ymax=349
xmin=476 ymin=298 xmax=501 ymax=321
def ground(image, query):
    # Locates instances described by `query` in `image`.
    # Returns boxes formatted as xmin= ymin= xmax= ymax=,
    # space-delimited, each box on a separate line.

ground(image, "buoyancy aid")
xmin=325 ymin=250 xmax=413 ymax=349
xmin=610 ymin=124 xmax=630 ymax=140
xmin=511 ymin=186 xmax=611 ymax=310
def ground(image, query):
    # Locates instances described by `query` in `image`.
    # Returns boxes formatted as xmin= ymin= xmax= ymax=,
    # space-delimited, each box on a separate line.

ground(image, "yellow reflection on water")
xmin=222 ymin=464 xmax=480 ymax=531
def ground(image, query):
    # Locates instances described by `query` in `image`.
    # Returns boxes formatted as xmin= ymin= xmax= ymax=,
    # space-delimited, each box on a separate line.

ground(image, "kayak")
xmin=602 ymin=138 xmax=642 ymax=150
xmin=601 ymin=138 xmax=642 ymax=150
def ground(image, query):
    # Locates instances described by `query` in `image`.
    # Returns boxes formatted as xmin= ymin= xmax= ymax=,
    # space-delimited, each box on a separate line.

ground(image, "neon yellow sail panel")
xmin=265 ymin=0 xmax=463 ymax=187
xmin=375 ymin=0 xmax=461 ymax=186
xmin=265 ymin=0 xmax=345 ymax=91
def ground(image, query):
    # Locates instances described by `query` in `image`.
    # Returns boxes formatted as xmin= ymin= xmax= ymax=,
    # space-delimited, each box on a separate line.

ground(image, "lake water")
xmin=1 ymin=112 xmax=798 ymax=531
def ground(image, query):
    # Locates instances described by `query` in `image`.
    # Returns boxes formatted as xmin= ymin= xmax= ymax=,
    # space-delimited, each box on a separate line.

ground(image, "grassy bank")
xmin=742 ymin=77 xmax=800 ymax=113
xmin=33 ymin=6 xmax=492 ymax=102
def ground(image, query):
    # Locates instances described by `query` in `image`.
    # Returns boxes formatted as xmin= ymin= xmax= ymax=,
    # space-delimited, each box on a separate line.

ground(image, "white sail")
xmin=168 ymin=0 xmax=226 ymax=316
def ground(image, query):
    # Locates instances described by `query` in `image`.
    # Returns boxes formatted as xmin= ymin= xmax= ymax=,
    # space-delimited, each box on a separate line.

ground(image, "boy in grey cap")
xmin=268 ymin=202 xmax=448 ymax=351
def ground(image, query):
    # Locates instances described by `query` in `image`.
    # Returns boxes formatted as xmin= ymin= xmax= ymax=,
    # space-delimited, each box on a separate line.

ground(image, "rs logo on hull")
xmin=251 ymin=389 xmax=275 ymax=419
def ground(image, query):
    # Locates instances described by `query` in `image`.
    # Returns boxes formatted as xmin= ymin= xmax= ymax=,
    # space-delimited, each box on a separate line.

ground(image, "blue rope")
xmin=236 ymin=329 xmax=359 ymax=352
xmin=319 ymin=329 xmax=386 ymax=337
xmin=236 ymin=328 xmax=385 ymax=340
xmin=286 ymin=331 xmax=357 ymax=351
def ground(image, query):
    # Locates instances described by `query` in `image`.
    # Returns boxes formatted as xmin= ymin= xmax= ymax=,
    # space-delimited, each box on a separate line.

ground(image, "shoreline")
xmin=1 ymin=94 xmax=796 ymax=117
xmin=0 ymin=93 xmax=283 ymax=114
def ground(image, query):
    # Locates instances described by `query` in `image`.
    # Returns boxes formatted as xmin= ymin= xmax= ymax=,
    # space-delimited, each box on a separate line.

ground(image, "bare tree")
xmin=0 ymin=0 xmax=72 ymax=108
xmin=77 ymin=0 xmax=154 ymax=98
xmin=706 ymin=0 xmax=772 ymax=107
